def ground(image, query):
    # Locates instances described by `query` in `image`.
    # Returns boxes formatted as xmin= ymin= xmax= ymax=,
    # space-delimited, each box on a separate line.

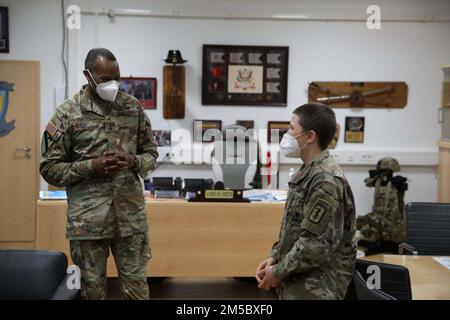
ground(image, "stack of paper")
xmin=243 ymin=189 xmax=287 ymax=202
xmin=433 ymin=257 xmax=450 ymax=270
xmin=39 ymin=190 xmax=67 ymax=200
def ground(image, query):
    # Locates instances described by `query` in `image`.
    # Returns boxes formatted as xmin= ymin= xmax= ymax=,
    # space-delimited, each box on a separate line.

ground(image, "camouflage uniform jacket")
xmin=271 ymin=149 xmax=356 ymax=299
xmin=40 ymin=86 xmax=159 ymax=240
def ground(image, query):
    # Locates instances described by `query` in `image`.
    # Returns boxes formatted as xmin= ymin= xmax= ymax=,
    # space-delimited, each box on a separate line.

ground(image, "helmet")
xmin=377 ymin=157 xmax=400 ymax=172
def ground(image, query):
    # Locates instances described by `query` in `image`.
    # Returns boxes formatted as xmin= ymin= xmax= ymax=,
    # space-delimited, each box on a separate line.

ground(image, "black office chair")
xmin=0 ymin=249 xmax=80 ymax=300
xmin=353 ymin=271 xmax=396 ymax=300
xmin=355 ymin=259 xmax=412 ymax=300
xmin=399 ymin=202 xmax=450 ymax=255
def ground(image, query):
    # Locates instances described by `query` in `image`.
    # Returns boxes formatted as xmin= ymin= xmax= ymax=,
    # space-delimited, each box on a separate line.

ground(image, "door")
xmin=437 ymin=141 xmax=450 ymax=202
xmin=0 ymin=60 xmax=40 ymax=245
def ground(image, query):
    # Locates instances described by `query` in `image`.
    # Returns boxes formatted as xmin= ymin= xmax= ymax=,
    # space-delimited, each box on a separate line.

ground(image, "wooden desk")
xmin=37 ymin=198 xmax=285 ymax=277
xmin=362 ymin=254 xmax=450 ymax=300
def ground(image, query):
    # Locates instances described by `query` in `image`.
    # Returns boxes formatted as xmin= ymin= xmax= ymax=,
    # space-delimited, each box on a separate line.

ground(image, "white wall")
xmin=0 ymin=0 xmax=64 ymax=147
xmin=1 ymin=0 xmax=449 ymax=215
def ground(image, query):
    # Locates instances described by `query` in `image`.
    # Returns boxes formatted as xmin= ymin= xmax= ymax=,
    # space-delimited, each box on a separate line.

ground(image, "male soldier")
xmin=40 ymin=48 xmax=158 ymax=300
xmin=256 ymin=103 xmax=356 ymax=300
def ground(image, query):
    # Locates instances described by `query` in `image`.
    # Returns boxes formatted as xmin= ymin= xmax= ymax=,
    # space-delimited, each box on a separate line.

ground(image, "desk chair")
xmin=0 ymin=249 xmax=80 ymax=300
xmin=399 ymin=202 xmax=450 ymax=255
xmin=211 ymin=125 xmax=258 ymax=189
xmin=355 ymin=259 xmax=412 ymax=300
xmin=354 ymin=271 xmax=396 ymax=300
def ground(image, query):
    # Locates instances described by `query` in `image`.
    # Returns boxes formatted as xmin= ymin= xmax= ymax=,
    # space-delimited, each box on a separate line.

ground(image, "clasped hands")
xmin=92 ymin=139 xmax=135 ymax=175
xmin=255 ymin=257 xmax=281 ymax=290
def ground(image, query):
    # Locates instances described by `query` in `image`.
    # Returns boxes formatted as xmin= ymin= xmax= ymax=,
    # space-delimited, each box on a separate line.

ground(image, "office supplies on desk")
xmin=154 ymin=190 xmax=180 ymax=198
xmin=184 ymin=178 xmax=214 ymax=193
xmin=39 ymin=190 xmax=67 ymax=200
xmin=433 ymin=257 xmax=450 ymax=270
xmin=243 ymin=189 xmax=287 ymax=202
xmin=152 ymin=176 xmax=183 ymax=198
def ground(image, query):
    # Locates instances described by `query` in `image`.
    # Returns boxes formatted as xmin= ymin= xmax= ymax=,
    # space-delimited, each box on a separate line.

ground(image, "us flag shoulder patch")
xmin=45 ymin=118 xmax=61 ymax=137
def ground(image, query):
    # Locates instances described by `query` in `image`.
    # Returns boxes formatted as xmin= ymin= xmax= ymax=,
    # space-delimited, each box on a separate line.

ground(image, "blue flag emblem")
xmin=0 ymin=81 xmax=15 ymax=137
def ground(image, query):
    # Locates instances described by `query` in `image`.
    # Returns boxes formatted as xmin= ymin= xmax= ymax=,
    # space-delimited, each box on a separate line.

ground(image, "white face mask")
xmin=279 ymin=131 xmax=309 ymax=158
xmin=86 ymin=69 xmax=120 ymax=102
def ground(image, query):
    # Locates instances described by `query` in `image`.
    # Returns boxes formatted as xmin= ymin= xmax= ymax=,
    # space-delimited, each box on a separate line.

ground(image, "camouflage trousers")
xmin=356 ymin=213 xmax=405 ymax=243
xmin=277 ymin=279 xmax=337 ymax=300
xmin=276 ymin=271 xmax=351 ymax=300
xmin=70 ymin=232 xmax=151 ymax=300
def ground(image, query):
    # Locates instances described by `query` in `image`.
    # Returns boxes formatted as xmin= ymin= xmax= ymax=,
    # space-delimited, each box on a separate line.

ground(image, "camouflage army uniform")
xmin=356 ymin=157 xmax=406 ymax=243
xmin=40 ymin=85 xmax=158 ymax=300
xmin=270 ymin=150 xmax=356 ymax=300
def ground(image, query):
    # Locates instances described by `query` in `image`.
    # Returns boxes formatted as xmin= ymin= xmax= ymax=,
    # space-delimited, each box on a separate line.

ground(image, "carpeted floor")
xmin=106 ymin=277 xmax=278 ymax=300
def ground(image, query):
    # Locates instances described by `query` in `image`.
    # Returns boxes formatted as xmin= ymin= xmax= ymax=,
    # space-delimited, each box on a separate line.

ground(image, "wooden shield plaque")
xmin=163 ymin=65 xmax=185 ymax=119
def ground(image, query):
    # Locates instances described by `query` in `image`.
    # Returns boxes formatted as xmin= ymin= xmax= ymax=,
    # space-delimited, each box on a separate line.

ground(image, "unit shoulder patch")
xmin=308 ymin=198 xmax=330 ymax=224
xmin=301 ymin=189 xmax=338 ymax=236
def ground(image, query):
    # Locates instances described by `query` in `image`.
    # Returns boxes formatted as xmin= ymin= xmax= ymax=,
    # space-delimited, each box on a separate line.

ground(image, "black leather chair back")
xmin=0 ymin=249 xmax=68 ymax=300
xmin=404 ymin=202 xmax=450 ymax=255
xmin=356 ymin=259 xmax=412 ymax=300
xmin=354 ymin=271 xmax=396 ymax=300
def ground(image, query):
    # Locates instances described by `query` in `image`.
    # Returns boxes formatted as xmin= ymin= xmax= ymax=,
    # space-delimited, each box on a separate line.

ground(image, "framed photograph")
xmin=236 ymin=120 xmax=254 ymax=130
xmin=0 ymin=7 xmax=9 ymax=53
xmin=119 ymin=77 xmax=157 ymax=109
xmin=202 ymin=44 xmax=289 ymax=106
xmin=193 ymin=120 xmax=222 ymax=143
xmin=268 ymin=121 xmax=290 ymax=143
xmin=345 ymin=117 xmax=365 ymax=143
xmin=153 ymin=130 xmax=171 ymax=146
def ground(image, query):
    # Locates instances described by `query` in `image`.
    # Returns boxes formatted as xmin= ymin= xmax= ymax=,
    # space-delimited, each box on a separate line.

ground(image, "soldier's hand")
xmin=258 ymin=265 xmax=281 ymax=290
xmin=114 ymin=139 xmax=136 ymax=170
xmin=256 ymin=269 xmax=266 ymax=283
xmin=255 ymin=257 xmax=276 ymax=283
xmin=92 ymin=153 xmax=121 ymax=175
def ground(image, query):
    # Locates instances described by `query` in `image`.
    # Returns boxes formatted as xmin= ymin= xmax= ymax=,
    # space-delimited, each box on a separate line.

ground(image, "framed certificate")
xmin=345 ymin=117 xmax=365 ymax=143
xmin=193 ymin=120 xmax=222 ymax=143
xmin=202 ymin=45 xmax=289 ymax=106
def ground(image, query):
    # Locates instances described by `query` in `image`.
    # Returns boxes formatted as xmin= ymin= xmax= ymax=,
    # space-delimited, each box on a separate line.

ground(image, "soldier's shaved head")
xmin=293 ymin=103 xmax=336 ymax=150
xmin=84 ymin=48 xmax=117 ymax=71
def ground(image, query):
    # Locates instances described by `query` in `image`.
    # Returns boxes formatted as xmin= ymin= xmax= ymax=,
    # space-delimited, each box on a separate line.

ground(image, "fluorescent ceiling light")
xmin=112 ymin=8 xmax=152 ymax=15
xmin=272 ymin=14 xmax=309 ymax=19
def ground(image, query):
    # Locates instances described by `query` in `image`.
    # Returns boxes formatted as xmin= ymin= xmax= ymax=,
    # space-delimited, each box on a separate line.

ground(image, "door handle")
xmin=15 ymin=146 xmax=31 ymax=159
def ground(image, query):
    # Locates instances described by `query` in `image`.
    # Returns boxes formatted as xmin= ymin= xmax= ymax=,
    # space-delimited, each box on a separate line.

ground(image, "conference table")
xmin=362 ymin=254 xmax=450 ymax=300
